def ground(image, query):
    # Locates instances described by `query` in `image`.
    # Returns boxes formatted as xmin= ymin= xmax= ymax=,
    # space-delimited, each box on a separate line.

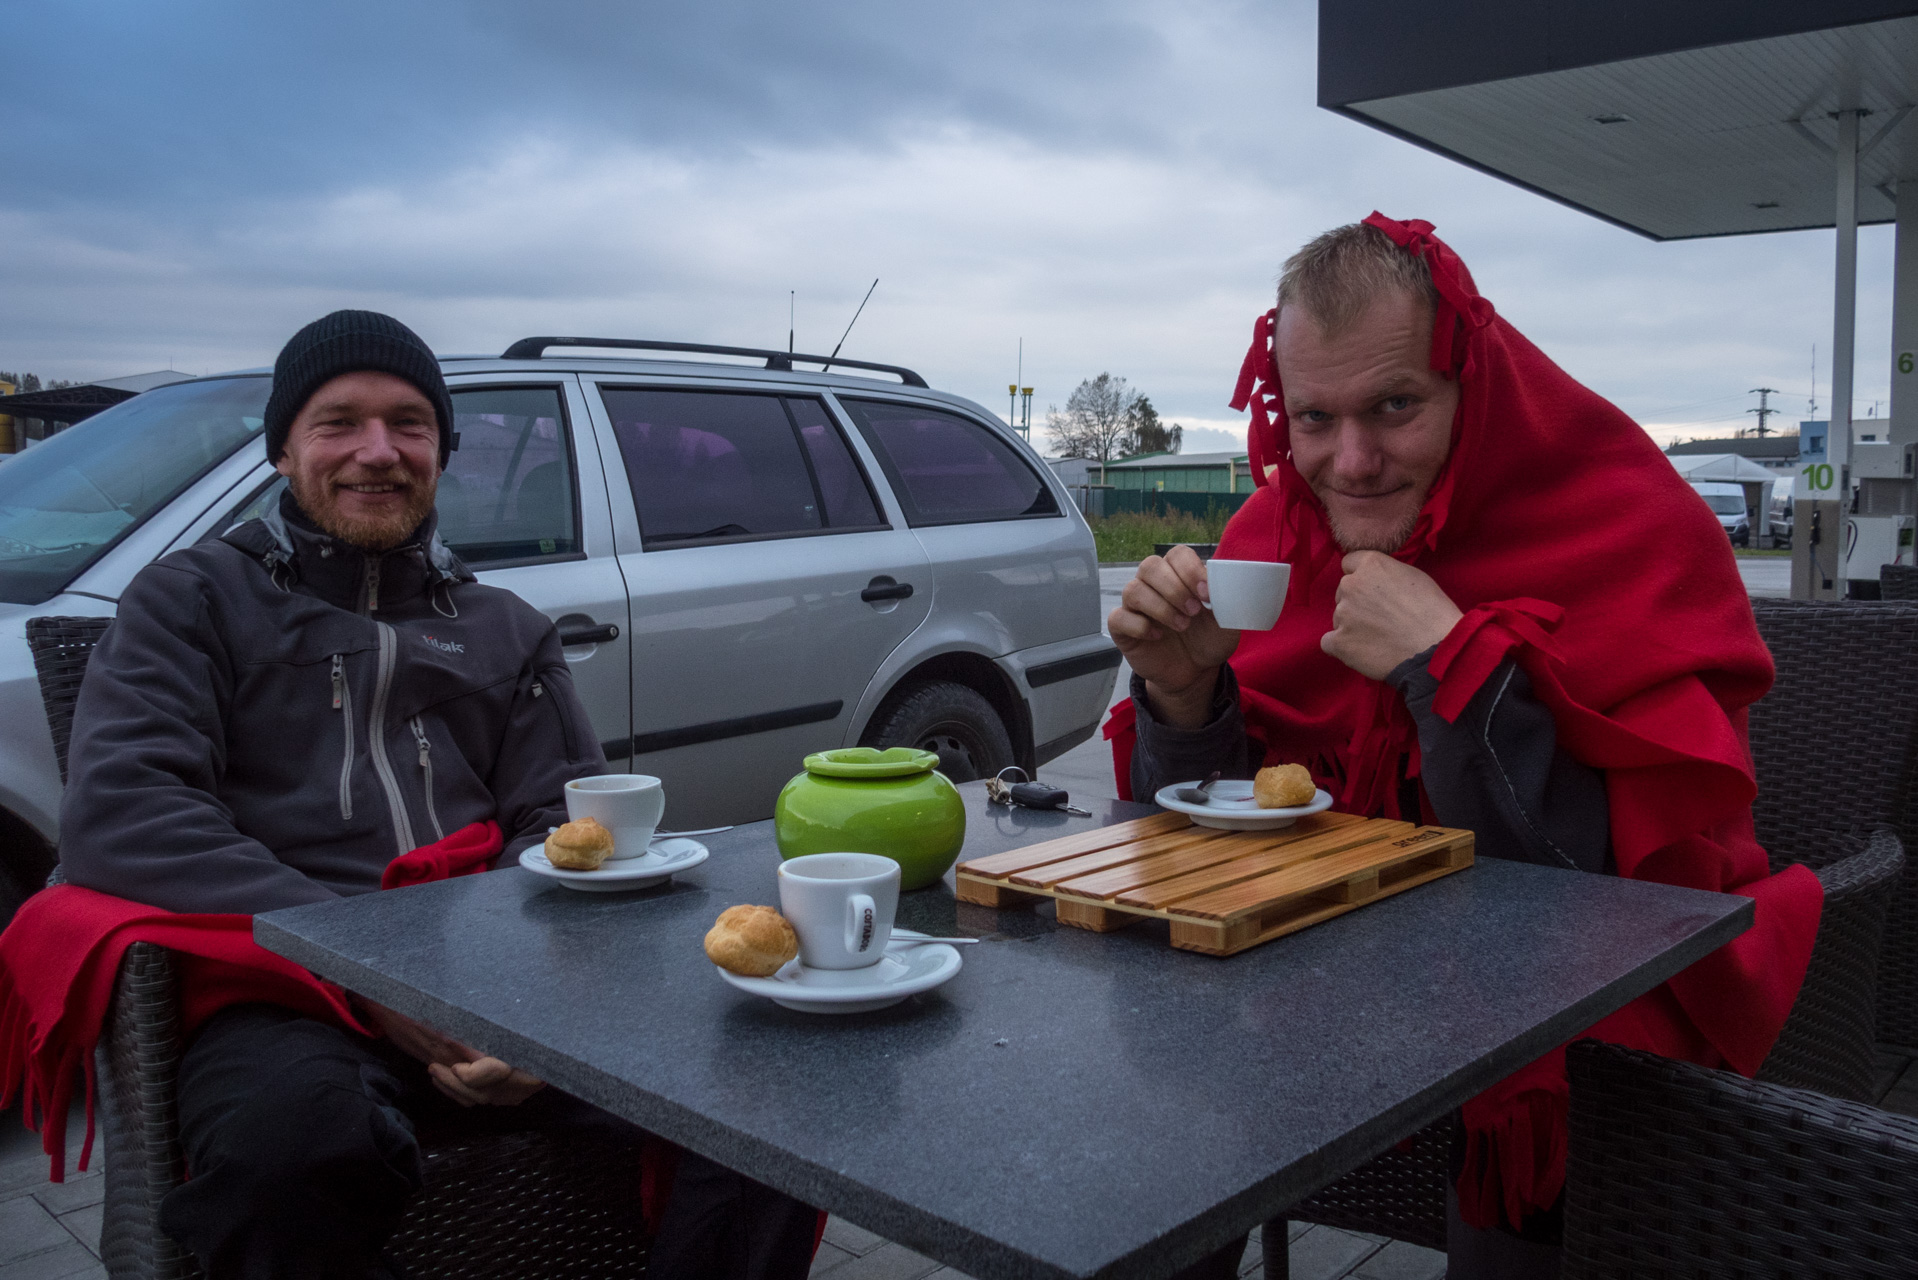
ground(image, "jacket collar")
xmin=223 ymin=488 xmax=472 ymax=613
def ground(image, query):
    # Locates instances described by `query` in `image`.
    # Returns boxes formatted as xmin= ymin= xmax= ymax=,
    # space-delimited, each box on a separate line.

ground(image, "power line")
xmin=1747 ymin=387 xmax=1780 ymax=437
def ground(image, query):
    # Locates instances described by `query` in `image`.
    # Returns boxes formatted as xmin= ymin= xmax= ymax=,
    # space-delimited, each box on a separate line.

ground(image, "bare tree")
xmin=1046 ymin=375 xmax=1187 ymax=460
xmin=1046 ymin=373 xmax=1137 ymax=462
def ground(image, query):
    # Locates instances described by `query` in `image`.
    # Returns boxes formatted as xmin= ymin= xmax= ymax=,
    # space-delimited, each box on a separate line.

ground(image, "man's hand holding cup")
xmin=1109 ymin=546 xmax=1242 ymax=731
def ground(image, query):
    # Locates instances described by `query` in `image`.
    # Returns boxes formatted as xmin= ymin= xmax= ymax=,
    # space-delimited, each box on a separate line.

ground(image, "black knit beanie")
xmin=263 ymin=311 xmax=457 ymax=466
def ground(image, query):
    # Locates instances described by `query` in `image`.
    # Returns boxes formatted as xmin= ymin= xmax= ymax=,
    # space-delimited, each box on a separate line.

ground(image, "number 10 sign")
xmin=1796 ymin=461 xmax=1839 ymax=501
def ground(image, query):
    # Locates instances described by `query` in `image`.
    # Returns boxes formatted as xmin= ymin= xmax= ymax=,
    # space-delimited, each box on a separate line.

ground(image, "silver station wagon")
xmin=0 ymin=338 xmax=1117 ymax=914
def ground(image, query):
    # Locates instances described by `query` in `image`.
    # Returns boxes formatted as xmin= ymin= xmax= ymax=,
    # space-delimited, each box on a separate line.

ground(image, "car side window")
xmin=836 ymin=397 xmax=1058 ymax=526
xmin=201 ymin=386 xmax=580 ymax=565
xmin=600 ymin=388 xmax=886 ymax=549
xmin=443 ymin=386 xmax=579 ymax=564
xmin=213 ymin=473 xmax=287 ymax=535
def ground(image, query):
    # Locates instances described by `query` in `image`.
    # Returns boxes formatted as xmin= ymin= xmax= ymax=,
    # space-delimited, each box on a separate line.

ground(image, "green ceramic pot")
xmin=773 ymin=747 xmax=967 ymax=891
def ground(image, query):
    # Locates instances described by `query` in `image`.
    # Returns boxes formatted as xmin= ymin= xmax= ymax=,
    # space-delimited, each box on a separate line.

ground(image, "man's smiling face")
xmin=276 ymin=371 xmax=441 ymax=551
xmin=1277 ymin=289 xmax=1459 ymax=553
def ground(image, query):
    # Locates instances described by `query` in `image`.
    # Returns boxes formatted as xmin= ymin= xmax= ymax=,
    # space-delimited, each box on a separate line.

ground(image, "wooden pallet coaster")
xmin=955 ymin=812 xmax=1474 ymax=956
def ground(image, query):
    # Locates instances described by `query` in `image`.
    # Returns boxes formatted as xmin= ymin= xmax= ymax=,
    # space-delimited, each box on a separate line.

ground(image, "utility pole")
xmin=1748 ymin=387 xmax=1780 ymax=437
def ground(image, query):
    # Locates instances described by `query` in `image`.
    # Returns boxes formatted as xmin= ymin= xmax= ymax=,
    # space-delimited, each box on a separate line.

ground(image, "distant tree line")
xmin=0 ymin=371 xmax=77 ymax=393
xmin=1044 ymin=373 xmax=1183 ymax=462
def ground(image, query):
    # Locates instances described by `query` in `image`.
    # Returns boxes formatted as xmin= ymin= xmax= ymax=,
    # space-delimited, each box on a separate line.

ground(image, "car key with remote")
xmin=1006 ymin=781 xmax=1091 ymax=817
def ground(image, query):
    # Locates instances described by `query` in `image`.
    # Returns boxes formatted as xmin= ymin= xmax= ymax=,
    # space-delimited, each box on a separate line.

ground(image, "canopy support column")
xmin=1893 ymin=179 xmax=1918 ymax=453
xmin=1832 ymin=109 xmax=1863 ymax=592
xmin=1832 ymin=110 xmax=1860 ymax=494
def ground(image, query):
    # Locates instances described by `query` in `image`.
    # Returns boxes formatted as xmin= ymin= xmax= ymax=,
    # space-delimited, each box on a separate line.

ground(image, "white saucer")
xmin=519 ymin=837 xmax=709 ymax=891
xmin=714 ymin=931 xmax=963 ymax=1014
xmin=1154 ymin=780 xmax=1335 ymax=831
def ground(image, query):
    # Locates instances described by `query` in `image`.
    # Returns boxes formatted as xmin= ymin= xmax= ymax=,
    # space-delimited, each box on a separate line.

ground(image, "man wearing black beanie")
xmin=57 ymin=312 xmax=823 ymax=1280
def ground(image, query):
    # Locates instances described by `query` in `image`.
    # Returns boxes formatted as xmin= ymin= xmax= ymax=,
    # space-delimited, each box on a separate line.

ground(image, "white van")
xmin=1690 ymin=482 xmax=1750 ymax=546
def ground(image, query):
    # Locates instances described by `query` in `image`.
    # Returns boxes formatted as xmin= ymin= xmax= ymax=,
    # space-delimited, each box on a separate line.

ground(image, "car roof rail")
xmin=499 ymin=337 xmax=929 ymax=388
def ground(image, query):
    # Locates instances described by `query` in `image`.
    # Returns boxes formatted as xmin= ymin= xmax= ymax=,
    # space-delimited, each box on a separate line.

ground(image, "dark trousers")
xmin=160 ymin=1003 xmax=819 ymax=1280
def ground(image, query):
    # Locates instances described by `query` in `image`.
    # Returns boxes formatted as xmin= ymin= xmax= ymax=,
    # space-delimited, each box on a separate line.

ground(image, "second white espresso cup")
xmin=1204 ymin=559 xmax=1291 ymax=631
xmin=564 ymin=774 xmax=665 ymax=860
xmin=777 ymin=852 xmax=901 ymax=970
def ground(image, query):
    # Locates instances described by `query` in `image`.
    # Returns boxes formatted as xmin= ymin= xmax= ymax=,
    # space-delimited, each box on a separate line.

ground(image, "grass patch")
xmin=1090 ymin=509 xmax=1234 ymax=562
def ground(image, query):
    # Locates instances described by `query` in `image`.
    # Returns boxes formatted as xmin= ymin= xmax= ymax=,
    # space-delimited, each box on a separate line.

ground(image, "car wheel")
xmin=861 ymin=681 xmax=1014 ymax=784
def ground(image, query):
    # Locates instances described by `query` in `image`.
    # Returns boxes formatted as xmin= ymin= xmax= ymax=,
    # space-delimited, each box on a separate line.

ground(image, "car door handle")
xmin=559 ymin=623 xmax=620 ymax=645
xmin=860 ymin=577 xmax=915 ymax=603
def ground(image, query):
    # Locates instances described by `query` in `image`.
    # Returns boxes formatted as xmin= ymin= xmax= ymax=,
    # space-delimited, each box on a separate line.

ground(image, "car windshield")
xmin=0 ymin=377 xmax=268 ymax=604
xmin=1703 ymin=494 xmax=1746 ymax=515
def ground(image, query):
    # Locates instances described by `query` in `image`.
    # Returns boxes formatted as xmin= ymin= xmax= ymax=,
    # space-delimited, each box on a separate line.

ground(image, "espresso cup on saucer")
xmin=777 ymin=852 xmax=900 ymax=970
xmin=564 ymin=774 xmax=665 ymax=860
xmin=1204 ymin=559 xmax=1291 ymax=631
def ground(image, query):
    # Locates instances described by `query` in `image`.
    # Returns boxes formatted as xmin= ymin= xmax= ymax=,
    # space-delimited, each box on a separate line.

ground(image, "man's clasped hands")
xmin=355 ymin=995 xmax=547 ymax=1107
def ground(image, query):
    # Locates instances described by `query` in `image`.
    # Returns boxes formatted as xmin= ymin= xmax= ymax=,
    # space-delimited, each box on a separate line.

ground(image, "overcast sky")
xmin=0 ymin=0 xmax=1897 ymax=451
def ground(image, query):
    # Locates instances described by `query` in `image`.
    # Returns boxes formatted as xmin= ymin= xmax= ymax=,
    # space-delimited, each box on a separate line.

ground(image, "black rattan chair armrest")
xmin=1757 ymin=831 xmax=1904 ymax=1101
xmin=1564 ymin=1038 xmax=1918 ymax=1278
xmin=96 ymin=942 xmax=201 ymax=1280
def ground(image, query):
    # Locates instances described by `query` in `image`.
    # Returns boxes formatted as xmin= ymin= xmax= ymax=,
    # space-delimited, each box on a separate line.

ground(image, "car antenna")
xmin=788 ymin=291 xmax=795 ymax=355
xmin=823 ymin=279 xmax=878 ymax=370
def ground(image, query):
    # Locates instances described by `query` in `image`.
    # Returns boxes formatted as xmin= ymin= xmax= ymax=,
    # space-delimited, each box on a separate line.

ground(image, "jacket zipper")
xmin=367 ymin=623 xmax=417 ymax=857
xmin=331 ymin=654 xmax=355 ymax=821
xmin=409 ymin=716 xmax=445 ymax=843
xmin=361 ymin=558 xmax=382 ymax=615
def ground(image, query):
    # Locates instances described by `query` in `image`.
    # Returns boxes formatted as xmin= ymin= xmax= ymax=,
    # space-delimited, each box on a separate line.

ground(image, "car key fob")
xmin=1008 ymin=782 xmax=1091 ymax=817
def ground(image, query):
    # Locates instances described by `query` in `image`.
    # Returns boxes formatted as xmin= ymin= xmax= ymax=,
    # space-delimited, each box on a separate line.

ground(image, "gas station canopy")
xmin=1319 ymin=0 xmax=1918 ymax=240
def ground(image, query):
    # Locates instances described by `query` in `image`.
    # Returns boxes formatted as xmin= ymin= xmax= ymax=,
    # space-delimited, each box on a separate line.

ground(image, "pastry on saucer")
xmin=705 ymin=905 xmax=799 ymax=977
xmin=545 ymin=816 xmax=614 ymax=870
xmin=1254 ymin=763 xmax=1316 ymax=809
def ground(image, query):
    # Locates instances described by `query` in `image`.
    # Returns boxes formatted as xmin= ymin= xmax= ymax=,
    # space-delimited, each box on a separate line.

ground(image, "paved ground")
xmin=0 ymin=553 xmax=1850 ymax=1280
xmin=1737 ymin=554 xmax=1791 ymax=598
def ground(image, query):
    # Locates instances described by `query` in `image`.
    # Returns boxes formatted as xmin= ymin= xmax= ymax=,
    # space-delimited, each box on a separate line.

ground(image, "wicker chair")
xmin=1258 ymin=837 xmax=1906 ymax=1277
xmin=1748 ymin=599 xmax=1918 ymax=1048
xmin=1881 ymin=564 xmax=1918 ymax=602
xmin=25 ymin=617 xmax=650 ymax=1279
xmin=1562 ymin=1038 xmax=1918 ymax=1278
xmin=1257 ymin=600 xmax=1918 ymax=1276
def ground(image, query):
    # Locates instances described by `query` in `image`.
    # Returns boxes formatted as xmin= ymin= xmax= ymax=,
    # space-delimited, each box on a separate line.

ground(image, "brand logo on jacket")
xmin=422 ymin=635 xmax=465 ymax=654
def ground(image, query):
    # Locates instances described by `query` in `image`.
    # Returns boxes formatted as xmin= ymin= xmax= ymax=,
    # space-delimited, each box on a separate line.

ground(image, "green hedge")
xmin=1103 ymin=490 xmax=1251 ymax=519
xmin=1089 ymin=508 xmax=1236 ymax=562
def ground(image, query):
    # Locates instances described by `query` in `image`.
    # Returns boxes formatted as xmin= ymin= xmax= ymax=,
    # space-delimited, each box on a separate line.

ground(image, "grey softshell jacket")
xmin=60 ymin=493 xmax=606 ymax=915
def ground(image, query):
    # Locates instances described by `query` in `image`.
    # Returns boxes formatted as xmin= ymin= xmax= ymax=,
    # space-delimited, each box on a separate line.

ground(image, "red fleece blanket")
xmin=0 ymin=820 xmax=502 ymax=1180
xmin=1105 ymin=213 xmax=1822 ymax=1230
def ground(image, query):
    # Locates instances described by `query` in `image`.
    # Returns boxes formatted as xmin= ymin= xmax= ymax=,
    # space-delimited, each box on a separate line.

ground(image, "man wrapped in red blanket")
xmin=0 ymin=311 xmax=821 ymax=1280
xmin=1105 ymin=218 xmax=1821 ymax=1277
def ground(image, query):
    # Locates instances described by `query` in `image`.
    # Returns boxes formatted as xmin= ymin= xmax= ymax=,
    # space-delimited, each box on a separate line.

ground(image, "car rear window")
xmin=599 ymin=388 xmax=885 ymax=549
xmin=836 ymin=397 xmax=1057 ymax=526
xmin=0 ymin=376 xmax=268 ymax=605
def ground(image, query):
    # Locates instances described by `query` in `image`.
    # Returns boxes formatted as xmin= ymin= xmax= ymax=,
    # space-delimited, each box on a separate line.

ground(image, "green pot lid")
xmin=802 ymin=747 xmax=941 ymax=778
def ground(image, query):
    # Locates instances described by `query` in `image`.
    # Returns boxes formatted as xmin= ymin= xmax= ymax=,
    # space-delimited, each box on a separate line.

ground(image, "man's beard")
xmin=288 ymin=468 xmax=437 ymax=552
xmin=1325 ymin=506 xmax=1421 ymax=555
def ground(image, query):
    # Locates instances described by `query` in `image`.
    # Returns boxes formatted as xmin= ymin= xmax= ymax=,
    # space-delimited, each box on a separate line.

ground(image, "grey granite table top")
xmin=256 ymin=786 xmax=1752 ymax=1280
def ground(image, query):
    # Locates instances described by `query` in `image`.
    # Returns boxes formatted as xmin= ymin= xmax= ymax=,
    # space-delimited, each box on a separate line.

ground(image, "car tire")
xmin=861 ymin=681 xmax=1014 ymax=784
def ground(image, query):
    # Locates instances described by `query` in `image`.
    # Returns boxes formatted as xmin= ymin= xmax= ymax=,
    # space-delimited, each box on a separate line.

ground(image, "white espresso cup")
xmin=564 ymin=774 xmax=665 ymax=860
xmin=777 ymin=852 xmax=900 ymax=971
xmin=1204 ymin=559 xmax=1291 ymax=631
